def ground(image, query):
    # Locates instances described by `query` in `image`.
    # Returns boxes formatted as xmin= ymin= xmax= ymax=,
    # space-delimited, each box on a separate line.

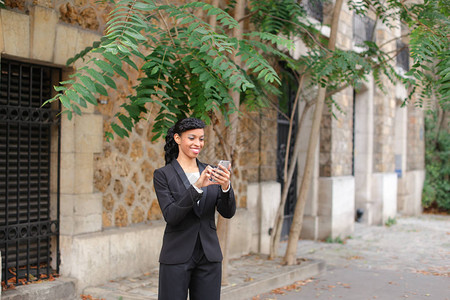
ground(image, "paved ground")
xmin=253 ymin=214 xmax=450 ymax=300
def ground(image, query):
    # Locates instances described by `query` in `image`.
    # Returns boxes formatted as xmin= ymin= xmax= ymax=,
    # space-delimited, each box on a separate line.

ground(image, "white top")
xmin=185 ymin=171 xmax=230 ymax=206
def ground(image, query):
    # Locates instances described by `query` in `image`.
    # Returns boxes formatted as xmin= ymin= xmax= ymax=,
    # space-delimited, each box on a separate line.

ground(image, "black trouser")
xmin=158 ymin=236 xmax=222 ymax=300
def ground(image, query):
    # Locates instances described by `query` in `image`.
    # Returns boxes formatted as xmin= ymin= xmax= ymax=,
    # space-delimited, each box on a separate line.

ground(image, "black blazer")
xmin=153 ymin=159 xmax=236 ymax=264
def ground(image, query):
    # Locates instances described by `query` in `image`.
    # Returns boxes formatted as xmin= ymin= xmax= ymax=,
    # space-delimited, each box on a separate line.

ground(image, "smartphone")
xmin=211 ymin=160 xmax=230 ymax=182
xmin=218 ymin=160 xmax=231 ymax=169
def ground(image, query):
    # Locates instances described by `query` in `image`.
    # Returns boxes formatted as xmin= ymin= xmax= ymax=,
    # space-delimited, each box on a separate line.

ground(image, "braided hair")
xmin=164 ymin=118 xmax=206 ymax=165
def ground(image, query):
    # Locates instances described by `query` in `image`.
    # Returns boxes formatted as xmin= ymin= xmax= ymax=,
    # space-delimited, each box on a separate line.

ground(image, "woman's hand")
xmin=212 ymin=163 xmax=231 ymax=190
xmin=194 ymin=165 xmax=216 ymax=189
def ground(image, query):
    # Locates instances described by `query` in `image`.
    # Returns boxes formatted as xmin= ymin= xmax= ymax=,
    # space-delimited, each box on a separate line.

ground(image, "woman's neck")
xmin=177 ymin=156 xmax=198 ymax=173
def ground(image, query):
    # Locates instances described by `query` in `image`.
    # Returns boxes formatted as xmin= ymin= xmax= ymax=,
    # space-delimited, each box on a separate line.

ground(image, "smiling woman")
xmin=153 ymin=117 xmax=236 ymax=300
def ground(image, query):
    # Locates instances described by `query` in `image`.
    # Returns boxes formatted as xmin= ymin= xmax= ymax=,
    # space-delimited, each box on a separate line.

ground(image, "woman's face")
xmin=175 ymin=128 xmax=205 ymax=160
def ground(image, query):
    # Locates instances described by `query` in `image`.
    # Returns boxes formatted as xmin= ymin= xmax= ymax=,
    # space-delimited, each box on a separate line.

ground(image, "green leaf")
xmin=95 ymin=83 xmax=108 ymax=96
xmin=94 ymin=60 xmax=115 ymax=76
xmin=104 ymin=76 xmax=117 ymax=89
xmin=103 ymin=52 xmax=123 ymax=66
xmin=79 ymin=75 xmax=97 ymax=92
xmin=72 ymin=83 xmax=98 ymax=105
xmin=119 ymin=114 xmax=133 ymax=131
xmin=60 ymin=95 xmax=71 ymax=109
xmin=72 ymin=104 xmax=82 ymax=116
xmin=113 ymin=65 xmax=129 ymax=79
xmin=86 ymin=68 xmax=107 ymax=85
xmin=54 ymin=85 xmax=67 ymax=92
xmin=111 ymin=123 xmax=129 ymax=138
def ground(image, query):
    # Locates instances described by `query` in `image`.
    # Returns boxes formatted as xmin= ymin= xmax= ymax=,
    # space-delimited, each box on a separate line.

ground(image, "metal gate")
xmin=276 ymin=67 xmax=298 ymax=241
xmin=0 ymin=58 xmax=61 ymax=287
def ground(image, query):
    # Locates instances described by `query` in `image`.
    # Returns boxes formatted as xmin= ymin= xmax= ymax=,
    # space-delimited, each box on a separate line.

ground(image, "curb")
xmin=1 ymin=277 xmax=77 ymax=300
xmin=221 ymin=259 xmax=326 ymax=300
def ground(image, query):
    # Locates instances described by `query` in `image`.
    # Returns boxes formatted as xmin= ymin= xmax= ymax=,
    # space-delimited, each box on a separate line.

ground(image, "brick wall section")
xmin=373 ymin=24 xmax=397 ymax=173
xmin=373 ymin=91 xmax=396 ymax=172
xmin=239 ymin=108 xmax=278 ymax=183
xmin=406 ymin=104 xmax=425 ymax=171
xmin=320 ymin=107 xmax=332 ymax=177
xmin=320 ymin=1 xmax=354 ymax=177
xmin=331 ymin=89 xmax=354 ymax=176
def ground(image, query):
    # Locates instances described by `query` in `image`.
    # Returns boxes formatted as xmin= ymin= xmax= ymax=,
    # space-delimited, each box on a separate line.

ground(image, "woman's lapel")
xmin=170 ymin=159 xmax=209 ymax=216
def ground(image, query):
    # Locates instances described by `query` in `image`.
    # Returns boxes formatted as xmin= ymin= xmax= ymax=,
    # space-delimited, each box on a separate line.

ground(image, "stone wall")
xmin=239 ymin=108 xmax=278 ymax=183
xmin=319 ymin=1 xmax=354 ymax=178
xmin=406 ymin=104 xmax=425 ymax=171
xmin=5 ymin=0 xmax=111 ymax=33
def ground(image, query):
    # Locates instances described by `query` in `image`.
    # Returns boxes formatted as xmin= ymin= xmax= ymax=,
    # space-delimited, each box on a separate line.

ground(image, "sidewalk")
xmin=82 ymin=253 xmax=325 ymax=300
xmin=2 ymin=214 xmax=448 ymax=300
xmin=256 ymin=213 xmax=450 ymax=300
xmin=84 ymin=214 xmax=449 ymax=300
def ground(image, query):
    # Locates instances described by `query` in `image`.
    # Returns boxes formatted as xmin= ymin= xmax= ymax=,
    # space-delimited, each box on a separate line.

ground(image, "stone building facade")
xmin=0 ymin=0 xmax=425 ymax=295
xmin=299 ymin=1 xmax=425 ymax=241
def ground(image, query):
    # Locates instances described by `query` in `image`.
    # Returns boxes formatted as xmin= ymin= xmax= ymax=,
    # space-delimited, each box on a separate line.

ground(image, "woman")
xmin=153 ymin=117 xmax=236 ymax=300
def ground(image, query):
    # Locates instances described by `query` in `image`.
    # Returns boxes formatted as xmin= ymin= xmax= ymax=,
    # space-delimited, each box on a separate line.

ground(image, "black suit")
xmin=153 ymin=159 xmax=236 ymax=300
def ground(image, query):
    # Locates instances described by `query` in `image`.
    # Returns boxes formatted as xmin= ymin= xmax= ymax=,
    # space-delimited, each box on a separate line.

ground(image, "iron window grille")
xmin=396 ymin=40 xmax=410 ymax=72
xmin=0 ymin=58 xmax=61 ymax=288
xmin=276 ymin=65 xmax=298 ymax=241
xmin=353 ymin=14 xmax=376 ymax=47
xmin=303 ymin=0 xmax=324 ymax=23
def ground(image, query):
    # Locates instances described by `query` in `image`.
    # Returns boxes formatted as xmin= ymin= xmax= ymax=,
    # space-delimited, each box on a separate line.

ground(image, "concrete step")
xmin=1 ymin=277 xmax=77 ymax=300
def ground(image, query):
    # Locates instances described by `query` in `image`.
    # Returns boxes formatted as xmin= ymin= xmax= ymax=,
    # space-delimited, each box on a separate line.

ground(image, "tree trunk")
xmin=217 ymin=0 xmax=245 ymax=285
xmin=283 ymin=0 xmax=344 ymax=266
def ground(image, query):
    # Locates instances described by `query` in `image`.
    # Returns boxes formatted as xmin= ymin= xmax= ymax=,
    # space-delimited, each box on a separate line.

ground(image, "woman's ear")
xmin=174 ymin=133 xmax=181 ymax=145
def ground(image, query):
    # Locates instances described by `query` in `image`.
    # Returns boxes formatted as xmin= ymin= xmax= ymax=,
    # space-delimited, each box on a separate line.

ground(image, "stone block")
xmin=73 ymin=213 xmax=102 ymax=235
xmin=74 ymin=193 xmax=102 ymax=216
xmin=60 ymin=152 xmax=75 ymax=194
xmin=60 ymin=194 xmax=75 ymax=218
xmin=60 ymin=106 xmax=76 ymax=154
xmin=245 ymin=181 xmax=281 ymax=254
xmin=260 ymin=181 xmax=281 ymax=255
xmin=30 ymin=6 xmax=58 ymax=61
xmin=318 ymin=176 xmax=355 ymax=216
xmin=300 ymin=215 xmax=319 ymax=240
xmin=60 ymin=215 xmax=74 ymax=236
xmin=74 ymin=114 xmax=104 ymax=154
xmin=74 ymin=152 xmax=94 ymax=194
xmin=399 ymin=170 xmax=424 ymax=216
xmin=54 ymin=24 xmax=79 ymax=66
xmin=72 ymin=30 xmax=102 ymax=70
xmin=1 ymin=9 xmax=30 ymax=57
xmin=317 ymin=176 xmax=355 ymax=239
xmin=372 ymin=172 xmax=398 ymax=225
xmin=229 ymin=208 xmax=252 ymax=258
xmin=61 ymin=223 xmax=164 ymax=292
xmin=69 ymin=232 xmax=110 ymax=286
xmin=246 ymin=183 xmax=260 ymax=253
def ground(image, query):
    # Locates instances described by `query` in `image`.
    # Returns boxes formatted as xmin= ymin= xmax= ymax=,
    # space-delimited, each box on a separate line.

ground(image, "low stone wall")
xmin=60 ymin=208 xmax=253 ymax=292
xmin=317 ymin=176 xmax=355 ymax=240
xmin=246 ymin=181 xmax=281 ymax=255
xmin=60 ymin=222 xmax=164 ymax=292
xmin=372 ymin=172 xmax=398 ymax=225
xmin=397 ymin=170 xmax=425 ymax=216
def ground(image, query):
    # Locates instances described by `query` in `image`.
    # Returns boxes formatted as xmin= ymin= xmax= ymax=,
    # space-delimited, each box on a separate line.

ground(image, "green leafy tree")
xmin=423 ymin=109 xmax=449 ymax=212
xmin=46 ymin=0 xmax=290 ymax=141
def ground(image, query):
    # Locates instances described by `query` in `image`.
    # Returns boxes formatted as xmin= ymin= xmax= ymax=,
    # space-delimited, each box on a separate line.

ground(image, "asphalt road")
xmin=252 ymin=214 xmax=450 ymax=300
